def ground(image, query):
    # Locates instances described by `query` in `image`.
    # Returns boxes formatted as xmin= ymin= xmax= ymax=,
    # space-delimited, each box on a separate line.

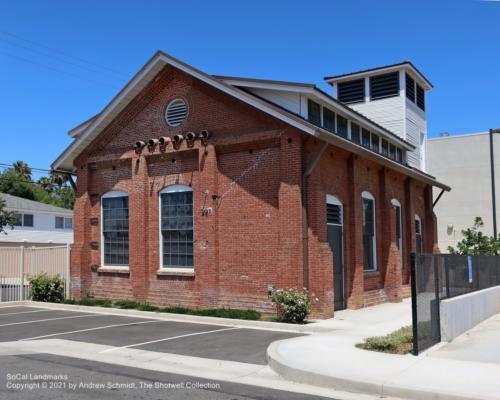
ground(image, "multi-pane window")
xmin=381 ymin=139 xmax=389 ymax=157
xmin=371 ymin=133 xmax=380 ymax=153
xmin=307 ymin=99 xmax=321 ymax=126
xmin=351 ymin=123 xmax=360 ymax=144
xmin=362 ymin=192 xmax=377 ymax=271
xmin=160 ymin=185 xmax=194 ymax=268
xmin=13 ymin=213 xmax=33 ymax=227
xmin=370 ymin=72 xmax=400 ymax=100
xmin=338 ymin=78 xmax=365 ymax=103
xmin=337 ymin=115 xmax=348 ymax=138
xmin=102 ymin=192 xmax=129 ymax=266
xmin=396 ymin=148 xmax=403 ymax=163
xmin=323 ymin=108 xmax=335 ymax=132
xmin=389 ymin=143 xmax=396 ymax=160
xmin=362 ymin=129 xmax=371 ymax=148
xmin=55 ymin=216 xmax=72 ymax=229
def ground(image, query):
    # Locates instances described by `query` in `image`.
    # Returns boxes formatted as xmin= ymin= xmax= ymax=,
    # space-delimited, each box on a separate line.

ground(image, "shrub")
xmin=271 ymin=288 xmax=312 ymax=323
xmin=28 ymin=273 xmax=65 ymax=303
xmin=159 ymin=306 xmax=261 ymax=320
xmin=159 ymin=306 xmax=191 ymax=314
xmin=356 ymin=326 xmax=413 ymax=354
xmin=114 ymin=300 xmax=140 ymax=309
xmin=78 ymin=298 xmax=112 ymax=307
xmin=137 ymin=303 xmax=160 ymax=312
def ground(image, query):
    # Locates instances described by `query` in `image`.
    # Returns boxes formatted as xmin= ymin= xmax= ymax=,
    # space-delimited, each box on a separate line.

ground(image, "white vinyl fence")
xmin=0 ymin=245 xmax=70 ymax=302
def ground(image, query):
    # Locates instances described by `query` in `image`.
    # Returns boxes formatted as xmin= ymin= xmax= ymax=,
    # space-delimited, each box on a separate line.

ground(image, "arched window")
xmin=415 ymin=214 xmax=423 ymax=254
xmin=101 ymin=191 xmax=129 ymax=267
xmin=362 ymin=191 xmax=377 ymax=271
xmin=391 ymin=199 xmax=403 ymax=257
xmin=160 ymin=184 xmax=194 ymax=269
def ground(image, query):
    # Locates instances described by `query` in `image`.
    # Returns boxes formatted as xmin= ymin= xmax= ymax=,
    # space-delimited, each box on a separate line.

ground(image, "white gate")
xmin=0 ymin=245 xmax=70 ymax=302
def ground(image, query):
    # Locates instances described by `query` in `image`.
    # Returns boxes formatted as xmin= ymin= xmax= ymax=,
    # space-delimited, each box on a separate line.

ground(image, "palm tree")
xmin=50 ymin=171 xmax=67 ymax=188
xmin=11 ymin=161 xmax=32 ymax=180
xmin=38 ymin=177 xmax=53 ymax=193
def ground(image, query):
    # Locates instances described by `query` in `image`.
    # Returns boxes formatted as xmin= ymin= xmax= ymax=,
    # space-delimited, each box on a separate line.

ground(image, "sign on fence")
xmin=0 ymin=245 xmax=70 ymax=302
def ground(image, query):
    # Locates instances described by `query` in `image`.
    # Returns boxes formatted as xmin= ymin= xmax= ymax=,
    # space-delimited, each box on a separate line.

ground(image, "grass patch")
xmin=113 ymin=300 xmax=140 ymax=309
xmin=60 ymin=298 xmax=261 ymax=320
xmin=356 ymin=326 xmax=413 ymax=354
xmin=160 ymin=306 xmax=260 ymax=320
xmin=64 ymin=298 xmax=112 ymax=307
xmin=136 ymin=303 xmax=160 ymax=312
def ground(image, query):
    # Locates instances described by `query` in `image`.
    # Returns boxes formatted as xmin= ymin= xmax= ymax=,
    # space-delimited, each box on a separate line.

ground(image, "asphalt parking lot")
xmin=0 ymin=305 xmax=339 ymax=400
xmin=0 ymin=305 xmax=301 ymax=365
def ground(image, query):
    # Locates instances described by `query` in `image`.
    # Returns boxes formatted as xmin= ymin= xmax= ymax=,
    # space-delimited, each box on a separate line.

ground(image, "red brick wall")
xmin=70 ymin=65 xmax=436 ymax=318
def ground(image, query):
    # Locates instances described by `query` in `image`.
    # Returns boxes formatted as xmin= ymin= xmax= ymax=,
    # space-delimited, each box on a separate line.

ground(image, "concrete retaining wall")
xmin=440 ymin=285 xmax=500 ymax=341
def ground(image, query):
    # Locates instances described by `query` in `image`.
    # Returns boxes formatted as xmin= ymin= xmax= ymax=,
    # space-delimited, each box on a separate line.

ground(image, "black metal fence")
xmin=410 ymin=253 xmax=500 ymax=355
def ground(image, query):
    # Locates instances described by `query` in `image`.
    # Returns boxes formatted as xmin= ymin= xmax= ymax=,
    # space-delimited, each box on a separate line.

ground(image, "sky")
xmin=0 ymin=0 xmax=499 ymax=177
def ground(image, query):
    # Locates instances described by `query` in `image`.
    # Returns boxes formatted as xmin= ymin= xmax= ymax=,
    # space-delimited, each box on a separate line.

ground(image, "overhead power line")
xmin=0 ymin=29 xmax=128 ymax=78
xmin=0 ymin=50 xmax=121 ymax=89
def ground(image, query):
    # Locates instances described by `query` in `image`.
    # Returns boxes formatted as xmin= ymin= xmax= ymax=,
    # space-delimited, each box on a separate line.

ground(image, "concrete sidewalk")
xmin=267 ymin=300 xmax=500 ymax=400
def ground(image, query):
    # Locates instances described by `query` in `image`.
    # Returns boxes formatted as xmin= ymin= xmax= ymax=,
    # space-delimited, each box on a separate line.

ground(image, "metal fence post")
xmin=444 ymin=256 xmax=450 ymax=299
xmin=433 ymin=255 xmax=441 ymax=342
xmin=65 ymin=243 xmax=71 ymax=299
xmin=19 ymin=246 xmax=25 ymax=301
xmin=410 ymin=252 xmax=419 ymax=355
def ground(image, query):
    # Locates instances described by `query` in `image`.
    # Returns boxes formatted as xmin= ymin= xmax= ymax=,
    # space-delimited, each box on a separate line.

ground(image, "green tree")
xmin=38 ymin=177 xmax=53 ymax=193
xmin=448 ymin=217 xmax=500 ymax=255
xmin=0 ymin=197 xmax=16 ymax=235
xmin=50 ymin=171 xmax=67 ymax=188
xmin=11 ymin=160 xmax=32 ymax=180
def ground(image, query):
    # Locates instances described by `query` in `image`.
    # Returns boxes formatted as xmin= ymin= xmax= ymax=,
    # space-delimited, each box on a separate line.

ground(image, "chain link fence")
xmin=411 ymin=253 xmax=500 ymax=355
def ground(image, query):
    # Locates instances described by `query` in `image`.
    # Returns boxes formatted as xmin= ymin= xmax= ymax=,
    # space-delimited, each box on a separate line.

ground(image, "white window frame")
xmin=55 ymin=216 xmax=72 ymax=230
xmin=362 ymin=191 xmax=377 ymax=271
xmin=159 ymin=184 xmax=194 ymax=272
xmin=101 ymin=190 xmax=129 ymax=269
xmin=391 ymin=199 xmax=403 ymax=264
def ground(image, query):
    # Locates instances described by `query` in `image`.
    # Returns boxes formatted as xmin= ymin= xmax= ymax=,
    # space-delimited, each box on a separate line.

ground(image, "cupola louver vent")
xmin=165 ymin=99 xmax=188 ymax=127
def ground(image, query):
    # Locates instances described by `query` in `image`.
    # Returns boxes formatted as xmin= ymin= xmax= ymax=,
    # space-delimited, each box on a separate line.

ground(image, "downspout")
xmin=302 ymin=139 xmax=328 ymax=290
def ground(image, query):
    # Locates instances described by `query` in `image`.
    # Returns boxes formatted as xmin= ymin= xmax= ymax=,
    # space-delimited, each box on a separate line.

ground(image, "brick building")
xmin=52 ymin=52 xmax=449 ymax=318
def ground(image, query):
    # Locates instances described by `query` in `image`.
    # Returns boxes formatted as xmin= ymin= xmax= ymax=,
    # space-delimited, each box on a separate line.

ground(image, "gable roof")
xmin=52 ymin=51 xmax=448 ymax=191
xmin=324 ymin=61 xmax=433 ymax=90
xmin=215 ymin=75 xmax=415 ymax=150
xmin=0 ymin=193 xmax=72 ymax=215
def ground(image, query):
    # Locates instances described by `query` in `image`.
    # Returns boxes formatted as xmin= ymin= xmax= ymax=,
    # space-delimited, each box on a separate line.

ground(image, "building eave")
xmin=324 ymin=61 xmax=433 ymax=91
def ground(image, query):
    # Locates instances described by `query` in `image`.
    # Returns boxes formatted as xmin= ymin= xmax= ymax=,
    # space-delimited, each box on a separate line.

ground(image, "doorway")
xmin=327 ymin=195 xmax=345 ymax=311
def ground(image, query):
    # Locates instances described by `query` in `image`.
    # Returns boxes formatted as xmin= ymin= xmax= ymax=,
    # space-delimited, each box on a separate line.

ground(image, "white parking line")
xmin=0 ymin=314 xmax=106 ymax=327
xmin=0 ymin=309 xmax=53 ymax=317
xmin=100 ymin=327 xmax=239 ymax=353
xmin=20 ymin=319 xmax=165 ymax=340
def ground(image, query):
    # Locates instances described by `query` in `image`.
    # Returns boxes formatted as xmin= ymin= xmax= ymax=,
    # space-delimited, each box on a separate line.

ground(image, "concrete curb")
xmin=266 ymin=339 xmax=497 ymax=400
xmin=267 ymin=340 xmax=385 ymax=396
xmin=0 ymin=301 xmax=27 ymax=308
xmin=23 ymin=301 xmax=334 ymax=334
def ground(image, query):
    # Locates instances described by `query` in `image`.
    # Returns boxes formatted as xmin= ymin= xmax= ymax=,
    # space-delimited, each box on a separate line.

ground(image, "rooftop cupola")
xmin=324 ymin=62 xmax=433 ymax=171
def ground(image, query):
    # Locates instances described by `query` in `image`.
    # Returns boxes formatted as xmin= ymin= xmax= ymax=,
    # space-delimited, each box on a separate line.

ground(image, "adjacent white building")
xmin=427 ymin=132 xmax=500 ymax=251
xmin=0 ymin=193 xmax=73 ymax=246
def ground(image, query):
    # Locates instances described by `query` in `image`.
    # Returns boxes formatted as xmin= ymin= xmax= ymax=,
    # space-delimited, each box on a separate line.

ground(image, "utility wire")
xmin=0 ymin=36 xmax=125 ymax=81
xmin=0 ymin=50 xmax=121 ymax=89
xmin=0 ymin=29 xmax=127 ymax=78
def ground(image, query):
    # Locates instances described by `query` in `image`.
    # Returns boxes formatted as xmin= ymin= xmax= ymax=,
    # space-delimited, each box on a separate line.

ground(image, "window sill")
xmin=364 ymin=270 xmax=380 ymax=276
xmin=156 ymin=268 xmax=194 ymax=277
xmin=98 ymin=266 xmax=130 ymax=274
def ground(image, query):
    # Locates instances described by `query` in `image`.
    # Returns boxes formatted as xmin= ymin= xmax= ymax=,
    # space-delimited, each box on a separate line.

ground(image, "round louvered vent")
xmin=165 ymin=99 xmax=188 ymax=127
